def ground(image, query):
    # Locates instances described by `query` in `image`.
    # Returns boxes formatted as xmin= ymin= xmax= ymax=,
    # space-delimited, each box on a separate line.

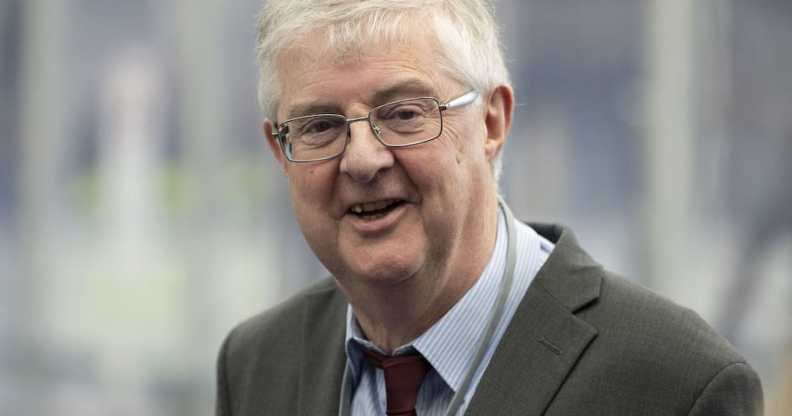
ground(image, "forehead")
xmin=275 ymin=21 xmax=453 ymax=120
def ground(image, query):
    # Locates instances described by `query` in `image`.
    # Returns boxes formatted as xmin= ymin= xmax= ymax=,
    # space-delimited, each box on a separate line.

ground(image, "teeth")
xmin=350 ymin=199 xmax=396 ymax=214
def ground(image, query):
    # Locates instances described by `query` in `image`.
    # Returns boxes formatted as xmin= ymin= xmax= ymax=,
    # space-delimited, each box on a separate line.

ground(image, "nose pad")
xmin=347 ymin=117 xmax=386 ymax=147
xmin=371 ymin=123 xmax=382 ymax=138
xmin=340 ymin=119 xmax=394 ymax=182
xmin=345 ymin=120 xmax=386 ymax=153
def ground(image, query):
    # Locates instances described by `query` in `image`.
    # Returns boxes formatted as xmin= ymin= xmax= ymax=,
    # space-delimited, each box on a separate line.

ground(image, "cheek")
xmin=420 ymin=129 xmax=491 ymax=216
xmin=430 ymin=130 xmax=481 ymax=182
xmin=288 ymin=165 xmax=336 ymax=203
xmin=446 ymin=122 xmax=486 ymax=159
xmin=288 ymin=171 xmax=339 ymax=252
xmin=287 ymin=169 xmax=340 ymax=243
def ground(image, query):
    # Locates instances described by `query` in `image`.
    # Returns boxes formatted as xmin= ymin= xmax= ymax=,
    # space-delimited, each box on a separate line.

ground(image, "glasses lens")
xmin=281 ymin=115 xmax=347 ymax=161
xmin=372 ymin=98 xmax=441 ymax=146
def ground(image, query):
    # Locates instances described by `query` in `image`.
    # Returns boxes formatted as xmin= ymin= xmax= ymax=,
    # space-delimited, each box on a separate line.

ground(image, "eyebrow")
xmin=370 ymin=79 xmax=437 ymax=105
xmin=282 ymin=79 xmax=437 ymax=121
xmin=284 ymin=103 xmax=342 ymax=121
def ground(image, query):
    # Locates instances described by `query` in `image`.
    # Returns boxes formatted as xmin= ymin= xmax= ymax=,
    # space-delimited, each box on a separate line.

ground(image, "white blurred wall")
xmin=1 ymin=0 xmax=790 ymax=414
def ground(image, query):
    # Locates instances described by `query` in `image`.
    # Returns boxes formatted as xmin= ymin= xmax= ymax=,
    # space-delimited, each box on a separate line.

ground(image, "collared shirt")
xmin=344 ymin=211 xmax=554 ymax=415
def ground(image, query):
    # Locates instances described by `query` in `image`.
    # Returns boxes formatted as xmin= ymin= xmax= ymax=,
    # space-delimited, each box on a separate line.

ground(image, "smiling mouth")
xmin=348 ymin=199 xmax=406 ymax=220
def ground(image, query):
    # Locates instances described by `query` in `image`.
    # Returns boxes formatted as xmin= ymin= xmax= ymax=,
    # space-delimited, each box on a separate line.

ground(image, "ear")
xmin=263 ymin=119 xmax=288 ymax=175
xmin=483 ymin=85 xmax=514 ymax=162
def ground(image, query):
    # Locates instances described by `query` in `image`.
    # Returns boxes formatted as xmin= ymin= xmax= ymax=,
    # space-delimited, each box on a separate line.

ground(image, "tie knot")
xmin=362 ymin=348 xmax=429 ymax=416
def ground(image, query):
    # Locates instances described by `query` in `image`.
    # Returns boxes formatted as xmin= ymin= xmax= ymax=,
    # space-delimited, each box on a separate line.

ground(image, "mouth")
xmin=347 ymin=199 xmax=407 ymax=220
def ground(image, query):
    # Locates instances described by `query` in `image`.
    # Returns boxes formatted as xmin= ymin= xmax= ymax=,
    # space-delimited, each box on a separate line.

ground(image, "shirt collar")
xmin=344 ymin=210 xmax=508 ymax=392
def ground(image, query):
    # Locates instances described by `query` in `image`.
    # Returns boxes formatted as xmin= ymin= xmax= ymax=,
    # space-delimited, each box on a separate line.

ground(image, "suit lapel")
xmin=466 ymin=224 xmax=603 ymax=415
xmin=298 ymin=284 xmax=348 ymax=416
xmin=291 ymin=225 xmax=603 ymax=415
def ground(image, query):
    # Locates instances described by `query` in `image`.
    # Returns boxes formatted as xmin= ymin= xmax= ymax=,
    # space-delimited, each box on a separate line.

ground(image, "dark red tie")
xmin=362 ymin=348 xmax=429 ymax=416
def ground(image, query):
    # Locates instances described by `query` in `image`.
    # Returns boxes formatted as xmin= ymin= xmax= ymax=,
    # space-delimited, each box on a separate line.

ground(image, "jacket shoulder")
xmin=216 ymin=278 xmax=345 ymax=415
xmin=572 ymin=271 xmax=762 ymax=414
xmin=531 ymin=223 xmax=761 ymax=414
xmin=596 ymin=272 xmax=744 ymax=364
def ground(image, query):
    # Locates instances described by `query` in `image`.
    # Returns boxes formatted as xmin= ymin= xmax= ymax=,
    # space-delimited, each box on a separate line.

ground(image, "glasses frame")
xmin=273 ymin=90 xmax=479 ymax=163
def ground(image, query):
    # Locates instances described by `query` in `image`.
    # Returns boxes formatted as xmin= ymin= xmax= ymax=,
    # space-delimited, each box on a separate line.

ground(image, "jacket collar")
xmin=297 ymin=223 xmax=602 ymax=415
xmin=465 ymin=223 xmax=602 ymax=415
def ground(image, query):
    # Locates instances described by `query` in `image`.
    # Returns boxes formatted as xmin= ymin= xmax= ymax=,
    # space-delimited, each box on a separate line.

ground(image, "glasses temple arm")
xmin=441 ymin=90 xmax=479 ymax=111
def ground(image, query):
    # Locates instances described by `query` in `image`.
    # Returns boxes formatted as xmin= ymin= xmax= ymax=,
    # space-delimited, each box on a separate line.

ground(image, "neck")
xmin=345 ymin=199 xmax=501 ymax=353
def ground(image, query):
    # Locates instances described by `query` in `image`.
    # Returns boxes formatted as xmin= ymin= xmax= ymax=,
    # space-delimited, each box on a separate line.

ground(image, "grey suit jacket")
xmin=216 ymin=223 xmax=763 ymax=415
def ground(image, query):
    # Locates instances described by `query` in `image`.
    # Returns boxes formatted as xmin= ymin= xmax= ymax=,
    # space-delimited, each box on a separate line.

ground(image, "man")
xmin=216 ymin=1 xmax=763 ymax=415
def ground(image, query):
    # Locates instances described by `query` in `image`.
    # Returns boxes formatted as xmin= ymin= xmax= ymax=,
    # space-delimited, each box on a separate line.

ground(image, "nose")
xmin=339 ymin=119 xmax=394 ymax=183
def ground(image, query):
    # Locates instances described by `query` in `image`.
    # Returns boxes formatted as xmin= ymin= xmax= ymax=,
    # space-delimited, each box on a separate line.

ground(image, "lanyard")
xmin=339 ymin=198 xmax=518 ymax=416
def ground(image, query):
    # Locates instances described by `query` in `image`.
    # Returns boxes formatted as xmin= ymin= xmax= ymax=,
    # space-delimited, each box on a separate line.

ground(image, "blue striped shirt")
xmin=344 ymin=212 xmax=554 ymax=415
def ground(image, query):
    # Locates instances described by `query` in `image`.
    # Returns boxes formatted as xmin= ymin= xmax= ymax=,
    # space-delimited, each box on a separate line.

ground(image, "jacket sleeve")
xmin=687 ymin=362 xmax=763 ymax=416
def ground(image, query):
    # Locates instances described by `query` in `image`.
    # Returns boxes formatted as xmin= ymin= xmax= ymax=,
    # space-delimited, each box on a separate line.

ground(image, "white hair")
xmin=256 ymin=0 xmax=510 ymax=181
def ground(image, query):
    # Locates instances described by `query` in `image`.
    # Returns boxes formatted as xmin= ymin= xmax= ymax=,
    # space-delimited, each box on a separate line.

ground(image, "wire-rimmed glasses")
xmin=273 ymin=90 xmax=479 ymax=162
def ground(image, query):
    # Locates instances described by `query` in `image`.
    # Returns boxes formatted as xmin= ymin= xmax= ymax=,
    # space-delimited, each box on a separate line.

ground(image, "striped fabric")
xmin=344 ymin=211 xmax=554 ymax=415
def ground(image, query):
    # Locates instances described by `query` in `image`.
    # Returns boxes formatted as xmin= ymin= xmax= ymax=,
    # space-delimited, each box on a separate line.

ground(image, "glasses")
xmin=273 ymin=90 xmax=479 ymax=162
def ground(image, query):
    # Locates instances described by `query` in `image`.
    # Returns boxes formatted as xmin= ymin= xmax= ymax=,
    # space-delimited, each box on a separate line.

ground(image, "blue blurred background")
xmin=1 ymin=0 xmax=790 ymax=414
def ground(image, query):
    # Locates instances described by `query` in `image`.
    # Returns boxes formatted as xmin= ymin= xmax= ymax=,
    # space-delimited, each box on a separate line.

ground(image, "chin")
xmin=347 ymin=257 xmax=422 ymax=288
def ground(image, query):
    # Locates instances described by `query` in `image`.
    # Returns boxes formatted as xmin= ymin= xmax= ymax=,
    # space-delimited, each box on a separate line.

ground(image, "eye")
xmin=379 ymin=104 xmax=426 ymax=121
xmin=395 ymin=109 xmax=419 ymax=120
xmin=302 ymin=118 xmax=338 ymax=134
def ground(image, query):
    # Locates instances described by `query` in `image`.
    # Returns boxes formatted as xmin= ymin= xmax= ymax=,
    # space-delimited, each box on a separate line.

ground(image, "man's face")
xmin=266 ymin=23 xmax=507 ymax=294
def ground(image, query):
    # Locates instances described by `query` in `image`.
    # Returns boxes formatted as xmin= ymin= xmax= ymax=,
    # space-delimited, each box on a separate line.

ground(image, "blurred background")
xmin=1 ymin=0 xmax=790 ymax=414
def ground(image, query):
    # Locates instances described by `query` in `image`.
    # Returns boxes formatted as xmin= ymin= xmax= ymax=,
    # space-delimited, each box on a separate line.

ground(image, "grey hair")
xmin=255 ymin=0 xmax=510 ymax=181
